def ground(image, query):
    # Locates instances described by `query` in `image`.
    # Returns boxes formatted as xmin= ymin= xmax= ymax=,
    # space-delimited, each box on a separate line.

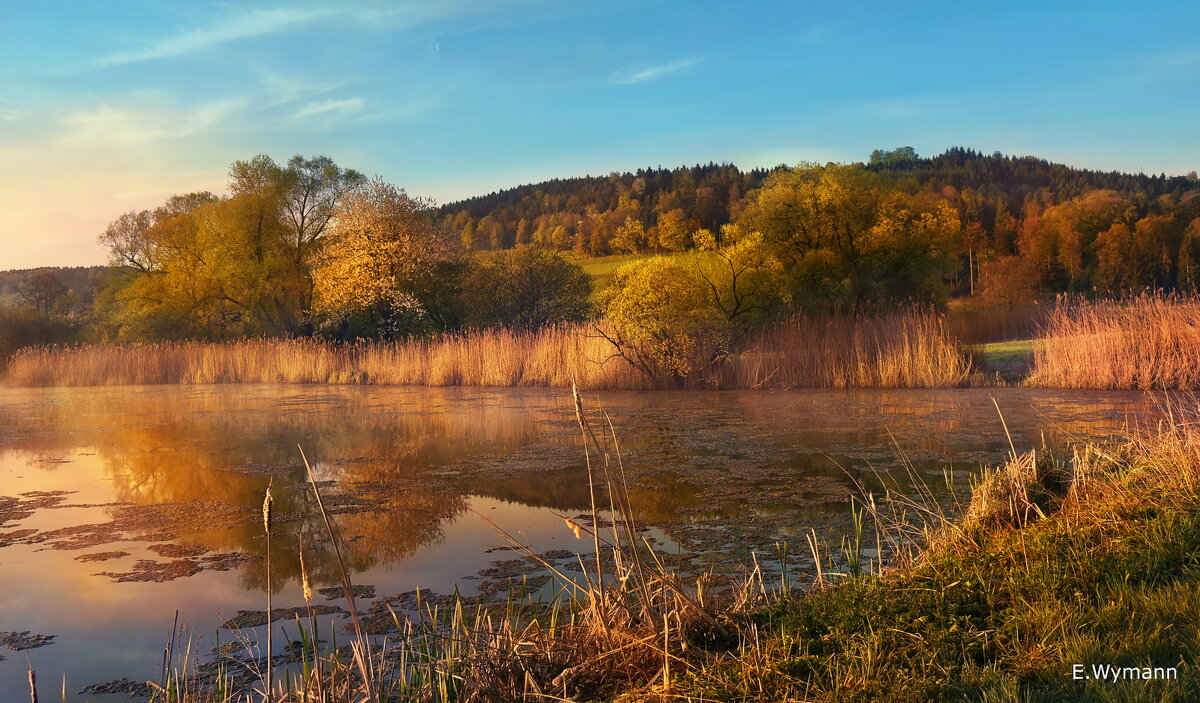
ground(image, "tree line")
xmin=87 ymin=156 xmax=592 ymax=342
xmin=4 ymin=147 xmax=1198 ymax=382
xmin=439 ymin=148 xmax=1200 ymax=300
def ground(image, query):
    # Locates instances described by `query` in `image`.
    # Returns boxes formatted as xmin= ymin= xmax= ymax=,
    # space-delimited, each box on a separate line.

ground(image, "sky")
xmin=1 ymin=0 xmax=1197 ymax=269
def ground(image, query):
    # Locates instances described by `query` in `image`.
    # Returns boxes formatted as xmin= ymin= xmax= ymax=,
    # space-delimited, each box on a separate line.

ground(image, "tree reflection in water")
xmin=1 ymin=385 xmax=580 ymax=592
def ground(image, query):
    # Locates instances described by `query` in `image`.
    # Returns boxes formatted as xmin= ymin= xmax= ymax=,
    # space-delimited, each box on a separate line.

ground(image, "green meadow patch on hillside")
xmin=573 ymin=252 xmax=682 ymax=294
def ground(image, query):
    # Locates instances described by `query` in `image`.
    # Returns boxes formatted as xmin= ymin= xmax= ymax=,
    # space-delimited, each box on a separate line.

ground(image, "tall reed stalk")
xmin=261 ymin=484 xmax=273 ymax=700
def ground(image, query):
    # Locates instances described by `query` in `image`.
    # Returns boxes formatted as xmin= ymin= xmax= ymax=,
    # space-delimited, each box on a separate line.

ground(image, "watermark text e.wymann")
xmin=1072 ymin=664 xmax=1178 ymax=682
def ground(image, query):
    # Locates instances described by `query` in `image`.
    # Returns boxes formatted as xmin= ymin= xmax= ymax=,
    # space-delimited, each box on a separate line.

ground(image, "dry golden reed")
xmin=1028 ymin=293 xmax=1200 ymax=390
xmin=719 ymin=310 xmax=972 ymax=389
xmin=946 ymin=299 xmax=1048 ymax=345
xmin=4 ymin=310 xmax=971 ymax=390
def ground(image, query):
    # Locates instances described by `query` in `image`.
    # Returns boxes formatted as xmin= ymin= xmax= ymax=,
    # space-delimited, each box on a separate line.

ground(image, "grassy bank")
xmin=3 ymin=311 xmax=971 ymax=389
xmin=968 ymin=339 xmax=1037 ymax=382
xmin=667 ymin=418 xmax=1200 ymax=701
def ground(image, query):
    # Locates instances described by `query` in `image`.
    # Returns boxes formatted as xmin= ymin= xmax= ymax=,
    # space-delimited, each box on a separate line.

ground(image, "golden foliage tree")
xmin=97 ymin=155 xmax=362 ymax=339
xmin=736 ymin=164 xmax=959 ymax=307
xmin=1020 ymin=189 xmax=1134 ymax=289
xmin=609 ymin=217 xmax=646 ymax=254
xmin=599 ymin=257 xmax=731 ymax=382
xmin=692 ymin=231 xmax=788 ymax=332
xmin=654 ymin=208 xmax=692 ymax=251
xmin=313 ymin=178 xmax=457 ymax=335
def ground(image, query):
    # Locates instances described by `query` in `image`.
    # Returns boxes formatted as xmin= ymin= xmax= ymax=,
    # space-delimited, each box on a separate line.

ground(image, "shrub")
xmin=0 ymin=306 xmax=77 ymax=368
xmin=599 ymin=257 xmax=731 ymax=382
xmin=459 ymin=246 xmax=593 ymax=330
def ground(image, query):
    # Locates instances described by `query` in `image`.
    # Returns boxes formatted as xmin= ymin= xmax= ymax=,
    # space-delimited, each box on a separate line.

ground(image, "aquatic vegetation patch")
xmin=97 ymin=552 xmax=259 ymax=583
xmin=79 ymin=677 xmax=145 ymax=697
xmin=220 ymin=605 xmax=345 ymax=629
xmin=0 ymin=490 xmax=73 ymax=528
xmin=147 ymin=542 xmax=209 ymax=558
xmin=0 ymin=630 xmax=57 ymax=651
xmin=74 ymin=550 xmax=129 ymax=562
xmin=317 ymin=584 xmax=374 ymax=600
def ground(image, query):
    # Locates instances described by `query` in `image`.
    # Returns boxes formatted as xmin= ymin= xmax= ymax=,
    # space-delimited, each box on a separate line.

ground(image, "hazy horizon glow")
xmin=1 ymin=1 xmax=1197 ymax=268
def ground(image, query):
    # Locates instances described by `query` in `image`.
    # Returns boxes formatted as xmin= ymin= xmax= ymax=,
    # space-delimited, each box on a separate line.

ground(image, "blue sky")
xmin=1 ymin=0 xmax=1197 ymax=268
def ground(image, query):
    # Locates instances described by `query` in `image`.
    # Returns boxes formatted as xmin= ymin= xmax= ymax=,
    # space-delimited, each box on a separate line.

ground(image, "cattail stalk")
xmin=572 ymin=383 xmax=606 ymax=604
xmin=262 ymin=483 xmax=274 ymax=700
xmin=299 ymin=532 xmax=312 ymax=608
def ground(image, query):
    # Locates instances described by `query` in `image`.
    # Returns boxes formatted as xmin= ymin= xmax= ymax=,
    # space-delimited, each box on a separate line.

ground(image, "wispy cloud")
xmin=1123 ymin=49 xmax=1200 ymax=84
xmin=795 ymin=20 xmax=850 ymax=45
xmin=55 ymin=99 xmax=244 ymax=149
xmin=610 ymin=58 xmax=700 ymax=85
xmin=294 ymin=97 xmax=367 ymax=118
xmin=94 ymin=7 xmax=338 ymax=69
xmin=256 ymin=70 xmax=344 ymax=108
xmin=0 ymin=109 xmax=18 ymax=122
xmin=85 ymin=2 xmax=500 ymax=71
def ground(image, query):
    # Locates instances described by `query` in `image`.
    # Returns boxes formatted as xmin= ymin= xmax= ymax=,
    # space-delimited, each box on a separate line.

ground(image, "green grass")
xmin=671 ymin=504 xmax=1200 ymax=702
xmin=968 ymin=339 xmax=1037 ymax=382
xmin=663 ymin=439 xmax=1200 ymax=702
xmin=572 ymin=252 xmax=683 ymax=294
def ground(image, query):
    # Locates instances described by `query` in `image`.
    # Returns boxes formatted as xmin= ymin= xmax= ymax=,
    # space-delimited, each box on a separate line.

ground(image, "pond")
xmin=0 ymin=384 xmax=1163 ymax=700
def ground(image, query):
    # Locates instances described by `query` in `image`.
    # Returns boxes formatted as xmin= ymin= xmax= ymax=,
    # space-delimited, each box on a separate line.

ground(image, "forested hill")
xmin=436 ymin=163 xmax=771 ymax=253
xmin=866 ymin=147 xmax=1198 ymax=210
xmin=436 ymin=148 xmax=1200 ymax=257
xmin=0 ymin=266 xmax=108 ymax=307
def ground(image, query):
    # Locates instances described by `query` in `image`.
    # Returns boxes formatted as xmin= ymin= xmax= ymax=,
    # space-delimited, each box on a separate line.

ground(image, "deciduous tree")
xmin=312 ymin=178 xmax=457 ymax=336
xmin=459 ymin=246 xmax=593 ymax=330
xmin=600 ymin=257 xmax=730 ymax=382
xmin=610 ymin=217 xmax=646 ymax=254
xmin=736 ymin=164 xmax=959 ymax=308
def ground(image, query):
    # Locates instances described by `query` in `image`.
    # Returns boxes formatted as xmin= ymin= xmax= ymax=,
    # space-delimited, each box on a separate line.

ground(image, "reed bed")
xmin=1 ymin=327 xmax=643 ymax=390
xmin=945 ymin=299 xmax=1048 ymax=344
xmin=721 ymin=310 xmax=971 ymax=389
xmin=3 ymin=310 xmax=972 ymax=390
xmin=1028 ymin=293 xmax=1200 ymax=390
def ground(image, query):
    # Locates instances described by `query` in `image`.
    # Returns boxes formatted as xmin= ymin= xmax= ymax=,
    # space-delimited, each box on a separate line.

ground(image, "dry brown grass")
xmin=4 ymin=310 xmax=972 ymax=390
xmin=2 ymin=327 xmax=644 ymax=390
xmin=1028 ymin=293 xmax=1200 ymax=390
xmin=721 ymin=310 xmax=971 ymax=389
xmin=946 ymin=299 xmax=1048 ymax=344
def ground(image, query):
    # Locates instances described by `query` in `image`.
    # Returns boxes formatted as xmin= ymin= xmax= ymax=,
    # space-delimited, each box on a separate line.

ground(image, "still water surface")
xmin=0 ymin=384 xmax=1164 ymax=699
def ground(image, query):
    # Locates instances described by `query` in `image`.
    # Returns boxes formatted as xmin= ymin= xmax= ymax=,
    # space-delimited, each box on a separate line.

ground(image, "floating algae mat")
xmin=0 ymin=384 xmax=1163 ymax=700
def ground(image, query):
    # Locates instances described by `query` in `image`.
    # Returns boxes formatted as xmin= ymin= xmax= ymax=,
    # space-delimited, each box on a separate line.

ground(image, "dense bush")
xmin=0 ymin=306 xmax=77 ymax=367
xmin=599 ymin=257 xmax=733 ymax=381
xmin=459 ymin=246 xmax=593 ymax=330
